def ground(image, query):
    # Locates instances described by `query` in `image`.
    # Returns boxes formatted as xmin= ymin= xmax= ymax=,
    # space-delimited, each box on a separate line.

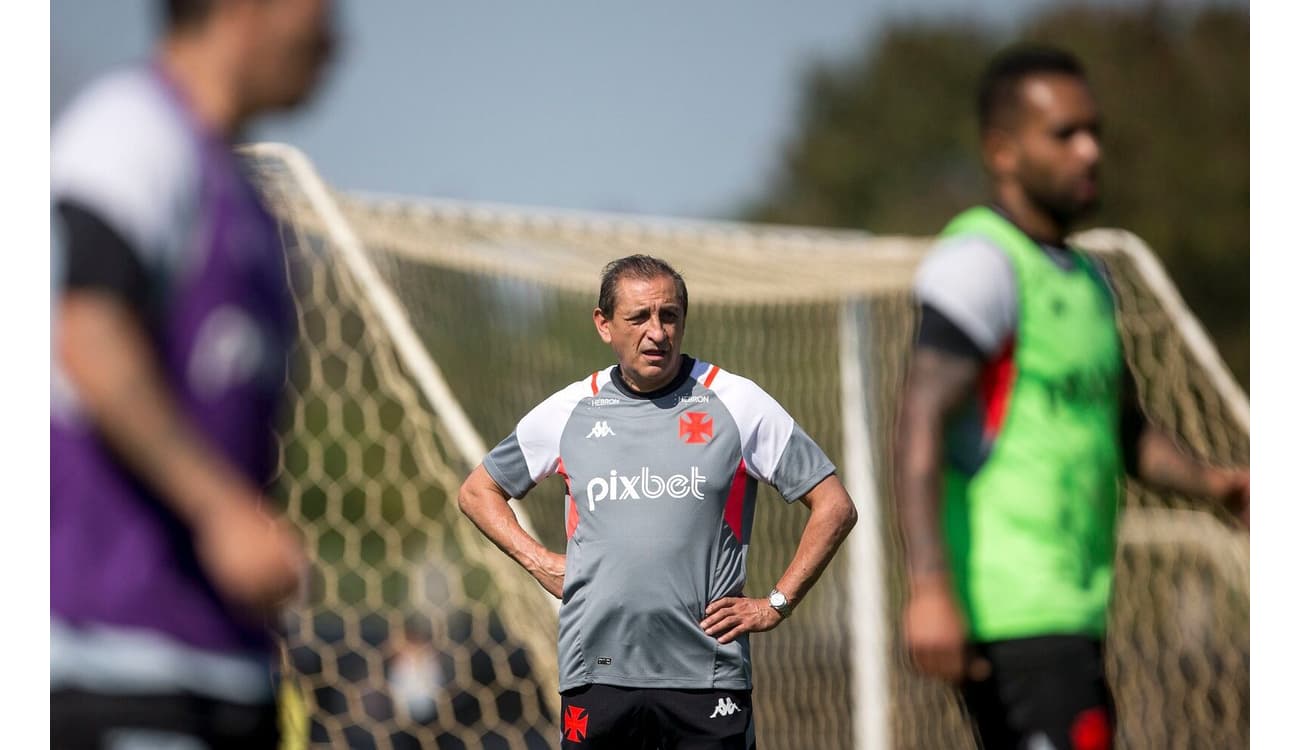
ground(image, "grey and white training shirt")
xmin=483 ymin=356 xmax=836 ymax=692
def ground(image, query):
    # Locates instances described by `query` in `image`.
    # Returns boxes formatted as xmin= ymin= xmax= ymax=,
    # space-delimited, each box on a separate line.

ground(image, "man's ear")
xmin=982 ymin=128 xmax=1018 ymax=180
xmin=593 ymin=307 xmax=613 ymax=345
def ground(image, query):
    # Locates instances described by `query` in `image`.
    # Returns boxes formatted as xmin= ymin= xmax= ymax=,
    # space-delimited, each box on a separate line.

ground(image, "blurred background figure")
xmin=387 ymin=613 xmax=446 ymax=727
xmin=50 ymin=0 xmax=335 ymax=747
xmin=894 ymin=45 xmax=1248 ymax=750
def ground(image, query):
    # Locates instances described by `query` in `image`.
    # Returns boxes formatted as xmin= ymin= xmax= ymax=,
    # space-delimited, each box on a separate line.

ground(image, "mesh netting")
xmin=252 ymin=153 xmax=561 ymax=750
xmin=244 ymin=144 xmax=1247 ymax=750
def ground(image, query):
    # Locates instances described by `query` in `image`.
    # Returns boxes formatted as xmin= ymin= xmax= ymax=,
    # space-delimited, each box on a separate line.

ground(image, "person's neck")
xmin=617 ymin=355 xmax=685 ymax=396
xmin=158 ymin=35 xmax=246 ymax=139
xmin=991 ymin=186 xmax=1068 ymax=246
xmin=621 ymin=367 xmax=674 ymax=394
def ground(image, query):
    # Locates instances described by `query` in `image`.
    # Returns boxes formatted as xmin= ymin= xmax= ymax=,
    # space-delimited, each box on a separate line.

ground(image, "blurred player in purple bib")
xmin=51 ymin=1 xmax=335 ymax=747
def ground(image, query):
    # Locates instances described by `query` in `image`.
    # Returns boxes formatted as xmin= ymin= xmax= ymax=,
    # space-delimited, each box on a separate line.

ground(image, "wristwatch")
xmin=767 ymin=588 xmax=793 ymax=617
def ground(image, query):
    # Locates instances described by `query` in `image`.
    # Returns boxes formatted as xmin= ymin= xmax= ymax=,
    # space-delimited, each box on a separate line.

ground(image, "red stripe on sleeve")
xmin=590 ymin=371 xmax=599 ymax=395
xmin=702 ymin=364 xmax=721 ymax=389
xmin=979 ymin=339 xmax=1017 ymax=441
xmin=723 ymin=459 xmax=748 ymax=542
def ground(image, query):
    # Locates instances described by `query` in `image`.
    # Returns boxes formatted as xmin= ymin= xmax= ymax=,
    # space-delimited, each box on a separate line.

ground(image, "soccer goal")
xmin=243 ymin=142 xmax=1249 ymax=750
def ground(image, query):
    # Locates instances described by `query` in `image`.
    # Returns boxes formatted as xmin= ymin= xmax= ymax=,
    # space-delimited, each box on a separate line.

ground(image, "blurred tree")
xmin=746 ymin=2 xmax=1248 ymax=386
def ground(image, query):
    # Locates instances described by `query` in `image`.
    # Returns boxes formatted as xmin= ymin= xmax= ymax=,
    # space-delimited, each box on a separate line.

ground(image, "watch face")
xmin=769 ymin=591 xmax=788 ymax=609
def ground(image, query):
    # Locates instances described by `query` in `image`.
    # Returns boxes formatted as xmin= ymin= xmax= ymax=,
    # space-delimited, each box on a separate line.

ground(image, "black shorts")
xmin=50 ymin=689 xmax=279 ymax=750
xmin=960 ymin=635 xmax=1115 ymax=750
xmin=560 ymin=684 xmax=755 ymax=750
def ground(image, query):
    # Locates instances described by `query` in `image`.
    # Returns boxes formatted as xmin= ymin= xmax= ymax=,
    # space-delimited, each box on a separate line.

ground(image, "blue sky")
xmin=52 ymin=0 xmax=1235 ymax=219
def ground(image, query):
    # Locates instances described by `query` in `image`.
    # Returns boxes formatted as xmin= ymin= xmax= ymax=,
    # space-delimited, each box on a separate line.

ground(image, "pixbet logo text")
xmin=585 ymin=467 xmax=707 ymax=511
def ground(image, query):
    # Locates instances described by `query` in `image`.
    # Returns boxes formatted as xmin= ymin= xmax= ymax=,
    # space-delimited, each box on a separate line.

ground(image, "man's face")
xmin=241 ymin=0 xmax=336 ymax=112
xmin=594 ymin=274 xmax=686 ymax=393
xmin=1003 ymin=74 xmax=1102 ymax=225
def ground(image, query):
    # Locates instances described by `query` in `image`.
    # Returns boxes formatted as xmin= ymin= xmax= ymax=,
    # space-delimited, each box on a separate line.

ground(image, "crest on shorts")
xmin=564 ymin=705 xmax=589 ymax=742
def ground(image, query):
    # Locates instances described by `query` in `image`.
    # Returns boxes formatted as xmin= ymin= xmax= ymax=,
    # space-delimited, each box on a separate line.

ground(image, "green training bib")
xmin=938 ymin=206 xmax=1123 ymax=641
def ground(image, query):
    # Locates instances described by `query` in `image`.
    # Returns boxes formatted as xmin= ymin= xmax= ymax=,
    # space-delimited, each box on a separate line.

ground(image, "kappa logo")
xmin=679 ymin=412 xmax=713 ymax=444
xmin=563 ymin=705 xmax=589 ymax=742
xmin=586 ymin=421 xmax=616 ymax=439
xmin=709 ymin=696 xmax=743 ymax=718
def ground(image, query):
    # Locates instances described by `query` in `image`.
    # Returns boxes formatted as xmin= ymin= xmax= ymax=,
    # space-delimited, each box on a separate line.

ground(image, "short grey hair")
xmin=597 ymin=255 xmax=688 ymax=318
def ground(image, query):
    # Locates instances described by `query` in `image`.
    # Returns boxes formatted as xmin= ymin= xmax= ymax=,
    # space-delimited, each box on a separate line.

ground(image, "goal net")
xmin=243 ymin=143 xmax=1248 ymax=750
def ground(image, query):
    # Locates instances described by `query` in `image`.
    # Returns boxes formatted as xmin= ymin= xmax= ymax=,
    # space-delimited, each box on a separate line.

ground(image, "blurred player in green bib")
xmin=893 ymin=45 xmax=1248 ymax=750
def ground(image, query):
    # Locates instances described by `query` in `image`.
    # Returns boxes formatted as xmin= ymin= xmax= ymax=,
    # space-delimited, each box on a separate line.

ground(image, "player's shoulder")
xmin=52 ymin=66 xmax=197 ymax=182
xmin=1069 ymin=243 xmax=1111 ymax=276
xmin=1073 ymin=249 xmax=1118 ymax=301
xmin=691 ymin=359 xmax=785 ymax=419
xmin=51 ymin=66 xmax=200 ymax=252
xmin=548 ymin=368 xmax=612 ymax=406
xmin=918 ymin=233 xmax=1011 ymax=279
xmin=693 ymin=359 xmax=753 ymax=395
xmin=914 ymin=231 xmax=1016 ymax=305
xmin=521 ymin=367 xmax=616 ymax=427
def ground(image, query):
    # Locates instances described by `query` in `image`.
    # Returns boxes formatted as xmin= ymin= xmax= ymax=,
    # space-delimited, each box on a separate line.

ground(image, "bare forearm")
xmin=1136 ymin=429 xmax=1225 ymax=499
xmin=895 ymin=418 xmax=948 ymax=586
xmin=893 ymin=348 xmax=981 ymax=590
xmin=457 ymin=467 xmax=556 ymax=577
xmin=57 ymin=294 xmax=261 ymax=526
xmin=775 ymin=478 xmax=857 ymax=605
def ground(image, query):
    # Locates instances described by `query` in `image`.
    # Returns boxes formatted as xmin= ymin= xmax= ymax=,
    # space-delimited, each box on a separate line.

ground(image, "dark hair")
xmin=162 ymin=0 xmax=216 ymax=30
xmin=977 ymin=45 xmax=1087 ymax=133
xmin=597 ymin=255 xmax=688 ymax=318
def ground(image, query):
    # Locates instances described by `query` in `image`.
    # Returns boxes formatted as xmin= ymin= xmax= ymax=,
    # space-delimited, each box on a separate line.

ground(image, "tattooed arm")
xmin=894 ymin=346 xmax=984 ymax=682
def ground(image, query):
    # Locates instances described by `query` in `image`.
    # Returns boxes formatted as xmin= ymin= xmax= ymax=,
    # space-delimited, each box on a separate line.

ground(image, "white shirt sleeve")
xmin=50 ymin=69 xmax=198 ymax=271
xmin=912 ymin=235 xmax=1018 ymax=356
xmin=481 ymin=375 xmax=596 ymax=498
xmin=707 ymin=368 xmax=836 ymax=502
